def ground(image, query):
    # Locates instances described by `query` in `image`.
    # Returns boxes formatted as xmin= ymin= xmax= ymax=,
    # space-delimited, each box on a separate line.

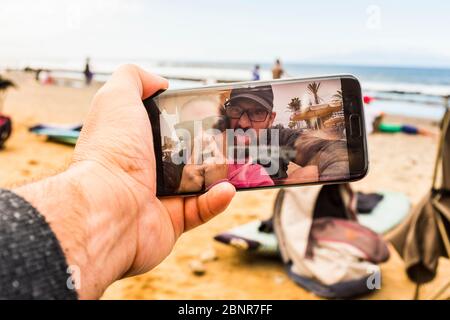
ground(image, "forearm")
xmin=0 ymin=188 xmax=76 ymax=299
xmin=14 ymin=162 xmax=137 ymax=299
xmin=294 ymin=135 xmax=348 ymax=171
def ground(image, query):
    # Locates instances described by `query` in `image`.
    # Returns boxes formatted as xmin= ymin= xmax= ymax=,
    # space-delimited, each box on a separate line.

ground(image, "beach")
xmin=1 ymin=71 xmax=448 ymax=300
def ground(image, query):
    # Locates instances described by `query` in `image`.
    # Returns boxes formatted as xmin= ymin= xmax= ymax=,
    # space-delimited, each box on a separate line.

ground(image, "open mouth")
xmin=233 ymin=131 xmax=251 ymax=146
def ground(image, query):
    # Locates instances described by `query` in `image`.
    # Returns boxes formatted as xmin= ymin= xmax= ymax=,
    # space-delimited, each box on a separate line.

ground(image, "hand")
xmin=15 ymin=65 xmax=236 ymax=299
xmin=203 ymin=132 xmax=228 ymax=188
xmin=178 ymin=164 xmax=205 ymax=192
xmin=286 ymin=165 xmax=319 ymax=183
xmin=178 ymin=131 xmax=228 ymax=192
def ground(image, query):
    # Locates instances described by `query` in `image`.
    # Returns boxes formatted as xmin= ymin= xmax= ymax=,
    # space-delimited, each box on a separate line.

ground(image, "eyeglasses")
xmin=224 ymin=104 xmax=269 ymax=122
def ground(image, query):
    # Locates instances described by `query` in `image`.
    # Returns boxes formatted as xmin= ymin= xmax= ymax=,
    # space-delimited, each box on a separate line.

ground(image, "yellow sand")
xmin=1 ymin=71 xmax=448 ymax=300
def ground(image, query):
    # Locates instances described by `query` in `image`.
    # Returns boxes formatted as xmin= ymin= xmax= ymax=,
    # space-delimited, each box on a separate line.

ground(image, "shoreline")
xmin=3 ymin=65 xmax=450 ymax=96
xmin=3 ymin=69 xmax=448 ymax=122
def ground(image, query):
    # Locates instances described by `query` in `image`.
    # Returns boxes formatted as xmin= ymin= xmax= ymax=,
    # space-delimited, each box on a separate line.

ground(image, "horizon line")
xmin=1 ymin=56 xmax=450 ymax=71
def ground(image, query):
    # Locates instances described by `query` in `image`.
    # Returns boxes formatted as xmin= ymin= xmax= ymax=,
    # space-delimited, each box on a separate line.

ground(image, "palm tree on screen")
xmin=307 ymin=82 xmax=322 ymax=105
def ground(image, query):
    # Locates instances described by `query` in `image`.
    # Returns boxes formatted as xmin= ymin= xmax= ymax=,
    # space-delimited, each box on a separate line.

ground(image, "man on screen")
xmin=174 ymin=85 xmax=350 ymax=192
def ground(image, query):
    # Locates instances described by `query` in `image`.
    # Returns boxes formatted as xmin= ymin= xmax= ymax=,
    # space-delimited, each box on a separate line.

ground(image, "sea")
xmin=3 ymin=59 xmax=450 ymax=120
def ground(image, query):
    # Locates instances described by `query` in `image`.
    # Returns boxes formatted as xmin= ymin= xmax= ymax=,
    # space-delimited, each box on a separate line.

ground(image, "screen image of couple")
xmin=155 ymin=78 xmax=350 ymax=195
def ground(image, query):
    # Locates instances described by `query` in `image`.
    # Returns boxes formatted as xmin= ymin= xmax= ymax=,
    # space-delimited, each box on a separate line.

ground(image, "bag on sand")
xmin=273 ymin=184 xmax=390 ymax=299
xmin=0 ymin=115 xmax=12 ymax=148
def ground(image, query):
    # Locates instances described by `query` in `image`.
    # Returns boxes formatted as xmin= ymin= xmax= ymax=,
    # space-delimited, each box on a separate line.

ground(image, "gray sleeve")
xmin=293 ymin=134 xmax=350 ymax=180
xmin=0 ymin=189 xmax=78 ymax=300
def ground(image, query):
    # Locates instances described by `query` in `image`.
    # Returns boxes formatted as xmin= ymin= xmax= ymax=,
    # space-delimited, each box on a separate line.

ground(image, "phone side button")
xmin=349 ymin=114 xmax=362 ymax=138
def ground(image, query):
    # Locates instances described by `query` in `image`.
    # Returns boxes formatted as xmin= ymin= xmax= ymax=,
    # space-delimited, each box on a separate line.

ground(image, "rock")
xmin=189 ymin=260 xmax=206 ymax=276
xmin=273 ymin=275 xmax=286 ymax=285
xmin=200 ymin=248 xmax=217 ymax=262
xmin=28 ymin=159 xmax=39 ymax=165
xmin=230 ymin=238 xmax=249 ymax=250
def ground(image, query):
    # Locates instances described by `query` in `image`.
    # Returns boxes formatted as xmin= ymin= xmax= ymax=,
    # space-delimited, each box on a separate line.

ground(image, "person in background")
xmin=167 ymin=95 xmax=274 ymax=193
xmin=373 ymin=113 xmax=436 ymax=136
xmin=83 ymin=57 xmax=93 ymax=85
xmin=252 ymin=64 xmax=261 ymax=81
xmin=177 ymin=85 xmax=350 ymax=192
xmin=364 ymin=96 xmax=435 ymax=136
xmin=271 ymin=59 xmax=284 ymax=79
xmin=0 ymin=75 xmax=15 ymax=149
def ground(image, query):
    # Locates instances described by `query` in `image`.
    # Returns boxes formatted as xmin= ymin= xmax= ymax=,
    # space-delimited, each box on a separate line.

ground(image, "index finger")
xmin=101 ymin=64 xmax=169 ymax=106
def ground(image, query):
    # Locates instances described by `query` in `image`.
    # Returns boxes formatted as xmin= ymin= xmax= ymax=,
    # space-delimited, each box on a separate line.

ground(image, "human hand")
xmin=178 ymin=131 xmax=228 ymax=192
xmin=286 ymin=165 xmax=319 ymax=184
xmin=16 ymin=65 xmax=235 ymax=299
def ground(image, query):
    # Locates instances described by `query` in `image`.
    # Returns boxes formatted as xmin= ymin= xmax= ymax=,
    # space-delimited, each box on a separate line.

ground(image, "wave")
xmin=3 ymin=59 xmax=449 ymax=94
xmin=363 ymin=81 xmax=450 ymax=97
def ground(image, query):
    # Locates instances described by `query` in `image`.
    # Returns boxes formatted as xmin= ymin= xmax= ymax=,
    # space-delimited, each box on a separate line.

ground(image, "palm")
xmin=73 ymin=65 xmax=234 ymax=276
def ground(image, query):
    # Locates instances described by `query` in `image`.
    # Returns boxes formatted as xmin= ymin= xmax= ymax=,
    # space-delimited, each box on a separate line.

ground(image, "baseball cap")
xmin=226 ymin=85 xmax=274 ymax=111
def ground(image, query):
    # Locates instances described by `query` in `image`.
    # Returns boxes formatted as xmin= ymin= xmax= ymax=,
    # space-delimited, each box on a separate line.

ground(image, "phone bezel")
xmin=143 ymin=75 xmax=369 ymax=197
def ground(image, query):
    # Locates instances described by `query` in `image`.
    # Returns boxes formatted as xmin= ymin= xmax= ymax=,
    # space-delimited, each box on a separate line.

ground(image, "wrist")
xmin=15 ymin=161 xmax=138 ymax=299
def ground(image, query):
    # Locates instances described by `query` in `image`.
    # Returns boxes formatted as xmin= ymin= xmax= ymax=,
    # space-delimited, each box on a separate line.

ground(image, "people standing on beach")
xmin=252 ymin=65 xmax=261 ymax=81
xmin=83 ymin=57 xmax=93 ymax=85
xmin=271 ymin=59 xmax=284 ymax=79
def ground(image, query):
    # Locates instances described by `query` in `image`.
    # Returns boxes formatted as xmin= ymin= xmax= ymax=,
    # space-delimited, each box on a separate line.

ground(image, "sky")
xmin=1 ymin=0 xmax=450 ymax=68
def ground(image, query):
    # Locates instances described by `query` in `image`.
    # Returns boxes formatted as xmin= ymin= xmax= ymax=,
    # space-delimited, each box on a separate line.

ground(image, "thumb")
xmin=97 ymin=64 xmax=169 ymax=107
xmin=183 ymin=182 xmax=236 ymax=231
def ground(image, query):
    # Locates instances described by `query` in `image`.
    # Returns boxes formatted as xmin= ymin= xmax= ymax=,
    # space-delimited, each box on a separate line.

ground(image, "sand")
xmin=1 ymin=71 xmax=448 ymax=300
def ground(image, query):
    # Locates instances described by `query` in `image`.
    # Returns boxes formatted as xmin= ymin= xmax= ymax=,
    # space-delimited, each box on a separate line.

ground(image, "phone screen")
xmin=145 ymin=77 xmax=366 ymax=196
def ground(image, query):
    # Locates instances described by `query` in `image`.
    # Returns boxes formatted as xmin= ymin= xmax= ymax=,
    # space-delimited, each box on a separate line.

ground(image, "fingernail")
xmin=157 ymin=75 xmax=170 ymax=89
xmin=151 ymin=88 xmax=167 ymax=99
xmin=205 ymin=179 xmax=230 ymax=192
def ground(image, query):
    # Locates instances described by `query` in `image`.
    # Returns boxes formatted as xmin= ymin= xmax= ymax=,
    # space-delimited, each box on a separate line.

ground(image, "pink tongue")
xmin=235 ymin=134 xmax=250 ymax=146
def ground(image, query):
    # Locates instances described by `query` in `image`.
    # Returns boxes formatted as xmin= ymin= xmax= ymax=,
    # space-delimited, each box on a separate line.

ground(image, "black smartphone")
xmin=143 ymin=75 xmax=368 ymax=197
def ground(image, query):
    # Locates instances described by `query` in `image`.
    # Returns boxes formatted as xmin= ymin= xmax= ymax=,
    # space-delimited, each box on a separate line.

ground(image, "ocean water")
xmin=3 ymin=59 xmax=449 ymax=119
xmin=164 ymin=61 xmax=450 ymax=86
xmin=131 ymin=61 xmax=450 ymax=120
xmin=168 ymin=62 xmax=450 ymax=120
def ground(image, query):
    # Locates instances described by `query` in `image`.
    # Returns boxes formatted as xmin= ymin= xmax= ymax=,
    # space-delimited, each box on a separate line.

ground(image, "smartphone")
xmin=143 ymin=75 xmax=368 ymax=197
